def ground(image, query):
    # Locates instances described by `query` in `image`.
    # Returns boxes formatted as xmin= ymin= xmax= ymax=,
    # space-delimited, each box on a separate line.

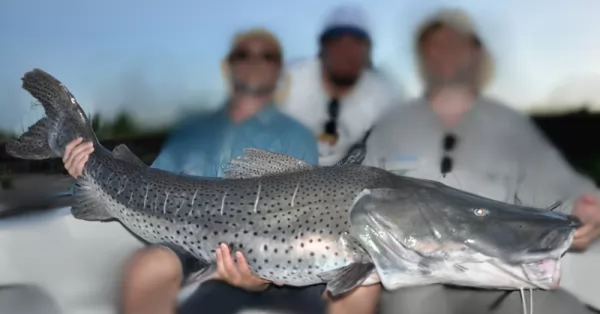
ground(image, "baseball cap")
xmin=414 ymin=8 xmax=495 ymax=89
xmin=320 ymin=5 xmax=372 ymax=43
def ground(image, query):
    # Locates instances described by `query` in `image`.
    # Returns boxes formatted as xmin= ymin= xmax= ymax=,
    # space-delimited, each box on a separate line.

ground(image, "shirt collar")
xmin=219 ymin=101 xmax=278 ymax=125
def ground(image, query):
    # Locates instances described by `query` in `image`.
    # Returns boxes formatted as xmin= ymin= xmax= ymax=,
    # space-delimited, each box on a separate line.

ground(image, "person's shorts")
xmin=178 ymin=281 xmax=327 ymax=314
xmin=151 ymin=242 xmax=328 ymax=314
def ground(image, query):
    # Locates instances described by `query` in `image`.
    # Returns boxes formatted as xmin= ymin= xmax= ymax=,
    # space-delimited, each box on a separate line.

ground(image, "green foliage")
xmin=0 ymin=110 xmax=170 ymax=143
xmin=88 ymin=111 xmax=169 ymax=140
xmin=587 ymin=158 xmax=600 ymax=182
xmin=0 ymin=130 xmax=14 ymax=142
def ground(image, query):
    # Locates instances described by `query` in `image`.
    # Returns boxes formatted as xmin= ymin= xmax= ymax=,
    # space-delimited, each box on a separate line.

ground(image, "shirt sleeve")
xmin=514 ymin=120 xmax=599 ymax=214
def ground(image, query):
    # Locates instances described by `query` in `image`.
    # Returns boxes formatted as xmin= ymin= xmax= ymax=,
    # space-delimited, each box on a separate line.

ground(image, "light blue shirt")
xmin=151 ymin=104 xmax=318 ymax=177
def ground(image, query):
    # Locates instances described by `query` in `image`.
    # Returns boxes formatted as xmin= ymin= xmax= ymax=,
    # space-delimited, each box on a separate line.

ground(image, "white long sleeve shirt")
xmin=278 ymin=58 xmax=400 ymax=166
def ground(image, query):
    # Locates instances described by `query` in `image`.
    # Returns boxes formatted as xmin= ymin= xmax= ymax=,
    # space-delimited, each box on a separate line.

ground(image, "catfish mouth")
xmin=405 ymin=231 xmax=574 ymax=290
xmin=494 ymin=232 xmax=574 ymax=290
xmin=522 ymin=258 xmax=562 ymax=289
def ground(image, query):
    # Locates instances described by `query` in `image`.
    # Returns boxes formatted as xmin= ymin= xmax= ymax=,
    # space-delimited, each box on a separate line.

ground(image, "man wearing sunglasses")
xmin=60 ymin=29 xmax=321 ymax=314
xmin=277 ymin=4 xmax=399 ymax=166
xmin=363 ymin=8 xmax=600 ymax=314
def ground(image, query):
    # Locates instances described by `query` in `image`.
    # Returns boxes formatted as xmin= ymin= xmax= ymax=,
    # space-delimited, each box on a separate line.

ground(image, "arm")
xmin=514 ymin=120 xmax=600 ymax=250
xmin=514 ymin=122 xmax=598 ymax=212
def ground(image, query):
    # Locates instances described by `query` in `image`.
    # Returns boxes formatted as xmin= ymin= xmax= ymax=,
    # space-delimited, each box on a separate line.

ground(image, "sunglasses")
xmin=324 ymin=98 xmax=340 ymax=137
xmin=228 ymin=49 xmax=281 ymax=64
xmin=440 ymin=133 xmax=457 ymax=177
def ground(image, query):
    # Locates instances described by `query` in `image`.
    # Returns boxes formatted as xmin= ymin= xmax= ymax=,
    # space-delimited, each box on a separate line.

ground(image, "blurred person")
xmin=61 ymin=28 xmax=324 ymax=314
xmin=363 ymin=8 xmax=600 ymax=314
xmin=277 ymin=4 xmax=400 ymax=166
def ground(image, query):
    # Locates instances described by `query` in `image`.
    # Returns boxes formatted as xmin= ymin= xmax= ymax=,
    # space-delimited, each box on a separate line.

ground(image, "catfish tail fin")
xmin=6 ymin=68 xmax=96 ymax=160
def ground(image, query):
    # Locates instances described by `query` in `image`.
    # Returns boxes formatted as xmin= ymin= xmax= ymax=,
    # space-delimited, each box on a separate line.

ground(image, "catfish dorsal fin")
xmin=224 ymin=148 xmax=314 ymax=179
xmin=112 ymin=144 xmax=146 ymax=167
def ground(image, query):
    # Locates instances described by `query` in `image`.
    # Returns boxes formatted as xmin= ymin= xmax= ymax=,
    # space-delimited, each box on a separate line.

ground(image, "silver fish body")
xmin=7 ymin=69 xmax=582 ymax=296
xmin=83 ymin=150 xmax=393 ymax=287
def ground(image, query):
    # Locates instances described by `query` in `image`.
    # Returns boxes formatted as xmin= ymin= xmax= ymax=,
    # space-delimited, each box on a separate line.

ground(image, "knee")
xmin=124 ymin=246 xmax=182 ymax=287
xmin=328 ymin=284 xmax=382 ymax=314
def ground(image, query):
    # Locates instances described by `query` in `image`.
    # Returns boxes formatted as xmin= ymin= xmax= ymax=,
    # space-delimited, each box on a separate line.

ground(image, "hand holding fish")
xmin=570 ymin=193 xmax=600 ymax=251
xmin=63 ymin=137 xmax=93 ymax=178
xmin=214 ymin=243 xmax=278 ymax=292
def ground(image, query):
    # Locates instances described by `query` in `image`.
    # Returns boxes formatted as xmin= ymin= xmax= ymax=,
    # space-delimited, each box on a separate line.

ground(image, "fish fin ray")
xmin=70 ymin=182 xmax=113 ymax=221
xmin=5 ymin=118 xmax=59 ymax=159
xmin=112 ymin=144 xmax=146 ymax=166
xmin=320 ymin=262 xmax=375 ymax=297
xmin=182 ymin=263 xmax=218 ymax=287
xmin=335 ymin=128 xmax=371 ymax=166
xmin=224 ymin=148 xmax=314 ymax=179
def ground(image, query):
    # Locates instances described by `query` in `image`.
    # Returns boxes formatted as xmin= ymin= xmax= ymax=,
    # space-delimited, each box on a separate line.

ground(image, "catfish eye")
xmin=473 ymin=208 xmax=489 ymax=216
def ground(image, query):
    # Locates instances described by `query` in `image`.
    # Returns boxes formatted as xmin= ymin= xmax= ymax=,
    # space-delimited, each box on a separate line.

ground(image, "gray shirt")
xmin=363 ymin=96 xmax=598 ymax=214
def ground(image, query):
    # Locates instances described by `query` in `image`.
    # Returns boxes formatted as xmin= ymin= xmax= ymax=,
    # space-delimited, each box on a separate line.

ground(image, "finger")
xmin=571 ymin=237 xmax=591 ymax=251
xmin=63 ymin=145 xmax=79 ymax=170
xmin=63 ymin=138 xmax=83 ymax=162
xmin=70 ymin=142 xmax=93 ymax=158
xmin=74 ymin=155 xmax=89 ymax=178
xmin=215 ymin=248 xmax=227 ymax=279
xmin=72 ymin=146 xmax=93 ymax=176
xmin=64 ymin=142 xmax=91 ymax=171
xmin=221 ymin=244 xmax=239 ymax=277
xmin=65 ymin=148 xmax=91 ymax=178
xmin=574 ymin=224 xmax=593 ymax=239
xmin=235 ymin=251 xmax=252 ymax=275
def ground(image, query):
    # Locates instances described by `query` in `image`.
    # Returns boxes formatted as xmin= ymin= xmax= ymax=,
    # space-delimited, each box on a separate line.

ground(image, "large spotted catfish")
xmin=6 ymin=69 xmax=581 ymax=297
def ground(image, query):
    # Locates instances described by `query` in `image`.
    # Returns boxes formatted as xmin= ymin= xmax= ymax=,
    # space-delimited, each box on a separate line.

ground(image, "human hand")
xmin=214 ymin=243 xmax=279 ymax=292
xmin=62 ymin=137 xmax=94 ymax=178
xmin=570 ymin=193 xmax=600 ymax=251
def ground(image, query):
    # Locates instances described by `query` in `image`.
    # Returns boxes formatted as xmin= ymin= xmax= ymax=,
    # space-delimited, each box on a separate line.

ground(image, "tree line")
xmin=0 ymin=110 xmax=169 ymax=144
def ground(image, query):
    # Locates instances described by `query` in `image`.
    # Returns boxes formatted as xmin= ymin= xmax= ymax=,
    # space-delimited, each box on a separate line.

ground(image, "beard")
xmin=232 ymin=80 xmax=277 ymax=97
xmin=325 ymin=72 xmax=360 ymax=87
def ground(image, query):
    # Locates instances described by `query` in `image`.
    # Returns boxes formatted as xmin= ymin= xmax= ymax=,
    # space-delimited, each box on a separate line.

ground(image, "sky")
xmin=1 ymin=0 xmax=600 ymax=131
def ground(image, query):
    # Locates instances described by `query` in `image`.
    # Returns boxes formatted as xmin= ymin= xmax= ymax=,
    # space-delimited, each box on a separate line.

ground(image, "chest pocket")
xmin=455 ymin=160 xmax=518 ymax=204
xmin=382 ymin=153 xmax=426 ymax=175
